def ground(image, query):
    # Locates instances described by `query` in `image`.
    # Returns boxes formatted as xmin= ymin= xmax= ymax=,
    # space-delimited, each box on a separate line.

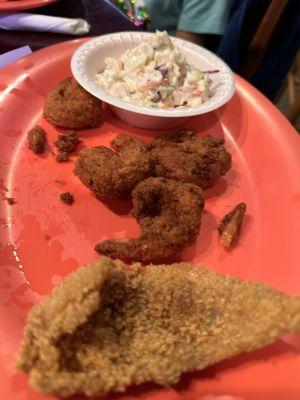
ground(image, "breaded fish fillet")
xmin=16 ymin=257 xmax=300 ymax=397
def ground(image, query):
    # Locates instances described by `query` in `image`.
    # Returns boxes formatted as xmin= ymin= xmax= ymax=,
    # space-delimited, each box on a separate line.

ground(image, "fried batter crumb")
xmin=60 ymin=192 xmax=74 ymax=205
xmin=54 ymin=131 xmax=80 ymax=154
xmin=54 ymin=179 xmax=66 ymax=186
xmin=16 ymin=257 xmax=300 ymax=398
xmin=27 ymin=125 xmax=47 ymax=154
xmin=5 ymin=196 xmax=16 ymax=205
xmin=219 ymin=202 xmax=246 ymax=248
xmin=55 ymin=152 xmax=69 ymax=163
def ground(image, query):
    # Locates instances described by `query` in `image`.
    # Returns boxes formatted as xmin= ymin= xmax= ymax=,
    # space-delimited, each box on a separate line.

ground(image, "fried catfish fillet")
xmin=16 ymin=257 xmax=300 ymax=397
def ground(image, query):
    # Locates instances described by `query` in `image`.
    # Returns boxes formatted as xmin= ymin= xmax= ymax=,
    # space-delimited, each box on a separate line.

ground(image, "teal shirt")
xmin=145 ymin=0 xmax=234 ymax=35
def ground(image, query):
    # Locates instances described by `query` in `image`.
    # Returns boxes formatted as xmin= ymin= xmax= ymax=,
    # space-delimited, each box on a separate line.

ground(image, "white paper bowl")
xmin=71 ymin=32 xmax=235 ymax=130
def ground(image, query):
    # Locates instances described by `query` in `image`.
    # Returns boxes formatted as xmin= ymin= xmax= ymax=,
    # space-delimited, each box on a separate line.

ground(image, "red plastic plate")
xmin=1 ymin=39 xmax=300 ymax=400
xmin=0 ymin=0 xmax=57 ymax=12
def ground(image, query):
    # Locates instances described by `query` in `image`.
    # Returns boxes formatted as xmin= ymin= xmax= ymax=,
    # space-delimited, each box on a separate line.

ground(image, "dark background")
xmin=0 ymin=0 xmax=138 ymax=53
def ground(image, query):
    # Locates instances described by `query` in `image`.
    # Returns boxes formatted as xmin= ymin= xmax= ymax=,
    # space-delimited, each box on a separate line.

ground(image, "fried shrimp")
xmin=111 ymin=132 xmax=152 ymax=152
xmin=151 ymin=129 xmax=232 ymax=189
xmin=44 ymin=77 xmax=102 ymax=129
xmin=74 ymin=134 xmax=153 ymax=200
xmin=54 ymin=131 xmax=80 ymax=154
xmin=16 ymin=257 xmax=300 ymax=398
xmin=95 ymin=177 xmax=204 ymax=261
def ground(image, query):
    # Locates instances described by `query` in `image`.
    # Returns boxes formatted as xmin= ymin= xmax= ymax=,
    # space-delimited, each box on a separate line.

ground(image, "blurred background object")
xmin=113 ymin=0 xmax=235 ymax=47
xmin=277 ymin=53 xmax=300 ymax=132
xmin=115 ymin=0 xmax=150 ymax=27
xmin=216 ymin=0 xmax=299 ymax=128
xmin=217 ymin=0 xmax=300 ymax=102
xmin=0 ymin=0 xmax=138 ymax=53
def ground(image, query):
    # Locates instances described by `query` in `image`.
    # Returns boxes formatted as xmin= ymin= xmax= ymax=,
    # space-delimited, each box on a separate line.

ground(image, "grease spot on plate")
xmin=23 ymin=62 xmax=34 ymax=70
xmin=3 ymin=129 xmax=22 ymax=138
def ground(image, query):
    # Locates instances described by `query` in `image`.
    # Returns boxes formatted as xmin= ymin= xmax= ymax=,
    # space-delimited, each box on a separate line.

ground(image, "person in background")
xmin=146 ymin=0 xmax=234 ymax=46
xmin=115 ymin=0 xmax=234 ymax=48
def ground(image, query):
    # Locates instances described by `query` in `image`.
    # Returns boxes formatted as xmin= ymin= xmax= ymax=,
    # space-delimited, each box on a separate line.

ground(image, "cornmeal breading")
xmin=16 ymin=257 xmax=300 ymax=397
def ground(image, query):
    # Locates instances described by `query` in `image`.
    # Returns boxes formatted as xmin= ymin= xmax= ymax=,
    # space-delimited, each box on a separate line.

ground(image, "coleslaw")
xmin=95 ymin=31 xmax=213 ymax=109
